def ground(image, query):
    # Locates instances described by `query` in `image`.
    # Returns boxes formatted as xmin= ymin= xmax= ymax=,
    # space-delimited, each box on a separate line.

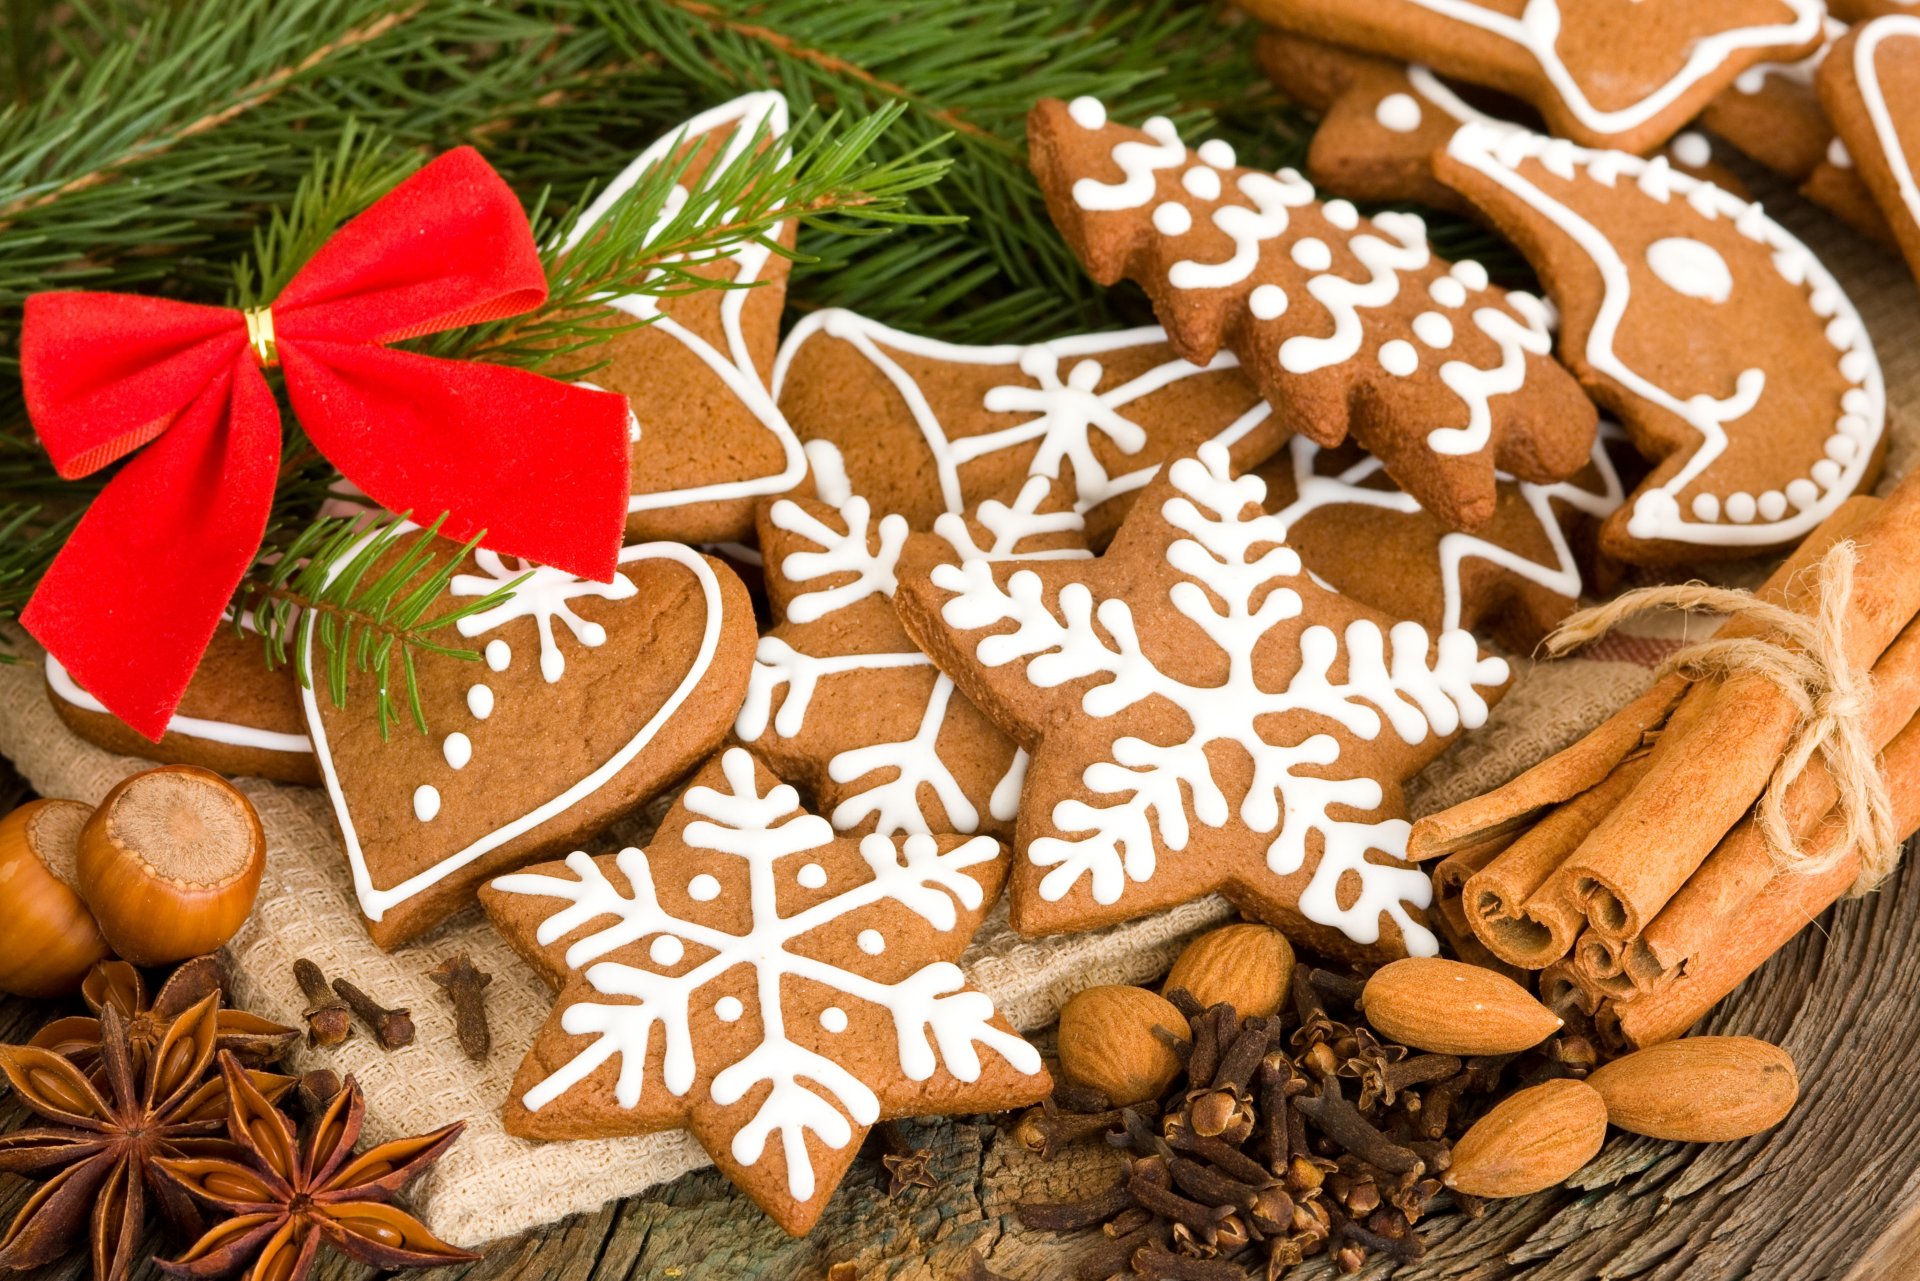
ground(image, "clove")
xmin=294 ymin=1067 xmax=342 ymax=1116
xmin=1017 ymin=1181 xmax=1130 ymax=1232
xmin=292 ymin=958 xmax=351 ymax=1047
xmin=331 ymin=977 xmax=415 ymax=1049
xmin=1014 ymin=1102 xmax=1122 ymax=1159
xmin=877 ymin=1121 xmax=935 ymax=1196
xmin=430 ymin=953 xmax=493 ymax=1061
xmin=1132 ymin=1245 xmax=1242 ymax=1281
xmin=1294 ymin=1077 xmax=1420 ymax=1175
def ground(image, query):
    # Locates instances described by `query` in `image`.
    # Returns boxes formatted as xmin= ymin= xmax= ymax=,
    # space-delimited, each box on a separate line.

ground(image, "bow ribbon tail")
xmin=22 ymin=364 xmax=283 ymax=741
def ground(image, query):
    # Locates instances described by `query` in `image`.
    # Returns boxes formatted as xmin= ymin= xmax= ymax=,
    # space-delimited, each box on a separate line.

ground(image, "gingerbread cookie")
xmin=45 ymin=622 xmax=317 ymax=784
xmin=481 ymin=748 xmax=1047 ymax=1235
xmin=773 ymin=309 xmax=1285 ymax=550
xmin=1800 ymin=140 xmax=1900 ymax=241
xmin=1243 ymin=0 xmax=1827 ymax=154
xmin=1820 ymin=16 xmax=1920 ymax=283
xmin=1833 ymin=1 xmax=1920 ymax=21
xmin=1257 ymin=433 xmax=1624 ymax=650
xmin=1256 ymin=29 xmax=1747 ymax=209
xmin=1027 ymin=97 xmax=1595 ymax=534
xmin=1435 ymin=125 xmax=1886 ymax=566
xmin=306 ymin=531 xmax=756 ymax=949
xmin=562 ymin=93 xmax=806 ymax=545
xmin=893 ymin=442 xmax=1511 ymax=959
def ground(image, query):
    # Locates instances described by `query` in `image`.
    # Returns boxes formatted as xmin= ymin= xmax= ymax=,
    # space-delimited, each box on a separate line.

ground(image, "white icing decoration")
xmin=650 ymin=935 xmax=685 ymax=966
xmin=1429 ymin=277 xmax=1468 ymax=309
xmin=797 ymin=862 xmax=828 ymax=889
xmin=1412 ymin=312 xmax=1455 ymax=348
xmin=1324 ymin=200 xmax=1360 ymax=231
xmin=485 ymin=640 xmax=511 ymax=672
xmin=857 ymin=929 xmax=885 ymax=955
xmin=1376 ymin=92 xmax=1422 ymax=132
xmin=307 ymin=539 xmax=732 ymax=923
xmin=563 ymin=93 xmax=808 ymax=517
xmin=1182 ymin=166 xmax=1222 ymax=200
xmin=1290 ymin=237 xmax=1332 ymax=271
xmin=46 ymin=652 xmax=312 ymax=757
xmin=929 ymin=444 xmax=1510 ymax=952
xmin=1734 ymin=16 xmax=1845 ymax=94
xmin=715 ymin=996 xmax=744 ymax=1022
xmin=1379 ymin=339 xmax=1419 ymax=377
xmin=1068 ymin=96 xmax=1106 ymax=129
xmin=820 ymin=1007 xmax=848 ymax=1033
xmin=1854 ymin=18 xmax=1920 ymax=230
xmin=1445 ymin=124 xmax=1884 ymax=549
xmin=1645 ymin=237 xmax=1733 ymax=303
xmin=1250 ymin=284 xmax=1289 ymax=319
xmin=413 ymin=785 xmax=441 ymax=822
xmin=804 ymin=438 xmax=855 ymax=506
xmin=1198 ymin=139 xmax=1236 ymax=169
xmin=1669 ymin=131 xmax=1712 ymax=170
xmin=1153 ymin=201 xmax=1192 ymax=235
xmin=1830 ymin=136 xmax=1853 ymax=169
xmin=1070 ymin=114 xmax=1184 ymax=211
xmin=688 ymin=874 xmax=721 ymax=901
xmin=488 ymin=749 xmax=1040 ymax=1202
xmin=443 ymin=733 xmax=472 ymax=770
xmin=452 ymin=551 xmax=637 ymax=684
xmin=767 ymin=496 xmax=907 ymax=625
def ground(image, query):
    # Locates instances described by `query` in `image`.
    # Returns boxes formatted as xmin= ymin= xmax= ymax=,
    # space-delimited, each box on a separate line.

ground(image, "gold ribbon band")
xmin=243 ymin=306 xmax=278 ymax=368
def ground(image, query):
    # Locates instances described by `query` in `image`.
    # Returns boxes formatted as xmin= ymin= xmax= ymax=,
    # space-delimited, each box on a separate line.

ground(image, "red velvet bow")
xmin=20 ymin=146 xmax=633 ymax=740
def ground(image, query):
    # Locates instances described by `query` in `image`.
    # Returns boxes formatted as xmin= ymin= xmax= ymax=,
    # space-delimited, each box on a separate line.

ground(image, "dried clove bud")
xmin=1017 ymin=1181 xmax=1130 ymax=1232
xmin=1132 ymin=1245 xmax=1242 ymax=1280
xmin=294 ymin=1067 xmax=342 ymax=1115
xmin=430 ymin=952 xmax=492 ymax=1061
xmin=292 ymin=958 xmax=351 ymax=1047
xmin=878 ymin=1121 xmax=935 ymax=1196
xmin=1295 ymin=1077 xmax=1421 ymax=1175
xmin=331 ymin=977 xmax=415 ymax=1049
xmin=1015 ymin=1103 xmax=1123 ymax=1159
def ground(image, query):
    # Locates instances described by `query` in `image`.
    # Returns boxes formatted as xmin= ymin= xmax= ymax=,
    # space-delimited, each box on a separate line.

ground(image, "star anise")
xmin=156 ymin=1053 xmax=477 ymax=1280
xmin=31 ymin=958 xmax=297 ymax=1076
xmin=0 ymin=995 xmax=291 ymax=1281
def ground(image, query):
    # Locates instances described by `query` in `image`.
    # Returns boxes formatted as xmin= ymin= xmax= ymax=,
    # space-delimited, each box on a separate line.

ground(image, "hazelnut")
xmin=1056 ymin=985 xmax=1189 ymax=1106
xmin=0 ymin=799 xmax=110 ymax=996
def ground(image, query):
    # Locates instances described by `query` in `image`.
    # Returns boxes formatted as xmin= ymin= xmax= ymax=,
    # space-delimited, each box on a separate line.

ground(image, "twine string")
xmin=1543 ymin=541 xmax=1898 ymax=894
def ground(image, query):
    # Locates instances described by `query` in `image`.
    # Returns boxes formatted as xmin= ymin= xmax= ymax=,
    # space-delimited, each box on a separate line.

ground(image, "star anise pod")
xmin=32 ymin=958 xmax=297 ymax=1076
xmin=0 ymin=995 xmax=291 ymax=1281
xmin=156 ymin=1053 xmax=477 ymax=1280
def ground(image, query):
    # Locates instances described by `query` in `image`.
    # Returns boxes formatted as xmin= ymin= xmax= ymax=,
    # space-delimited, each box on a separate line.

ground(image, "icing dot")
xmin=1830 ymin=137 xmax=1852 ymax=169
xmin=580 ymin=621 xmax=608 ymax=647
xmin=1291 ymin=237 xmax=1332 ymax=271
xmin=1839 ymin=414 xmax=1871 ymax=439
xmin=1068 ymin=97 xmax=1106 ymax=130
xmin=467 ymin=684 xmax=494 ymax=719
xmin=1197 ymin=138 xmax=1236 ymax=169
xmin=797 ymin=862 xmax=828 ymax=889
xmin=858 ymin=929 xmax=886 ymax=955
xmin=485 ymin=640 xmax=511 ymax=672
xmin=1152 ymin=201 xmax=1192 ymax=235
xmin=649 ymin=935 xmax=685 ymax=966
xmin=1813 ymin=459 xmax=1843 ymax=488
xmin=1787 ymin=479 xmax=1820 ymax=510
xmin=1842 ymin=351 xmax=1872 ymax=383
xmin=1826 ymin=434 xmax=1859 ymax=463
xmin=1645 ymin=237 xmax=1733 ymax=304
xmin=1429 ymin=276 xmax=1468 ymax=309
xmin=820 ymin=1007 xmax=849 ymax=1034
xmin=714 ymin=996 xmax=744 ymax=1022
xmin=1758 ymin=490 xmax=1788 ymax=521
xmin=1323 ymin=199 xmax=1360 ymax=230
xmin=1669 ymin=131 xmax=1712 ymax=169
xmin=1451 ymin=260 xmax=1489 ymax=291
xmin=442 ymin=732 xmax=472 ymax=770
xmin=1379 ymin=340 xmax=1419 ymax=377
xmin=1844 ymin=389 xmax=1872 ymax=416
xmin=1691 ymin=493 xmax=1721 ymax=522
xmin=687 ymin=873 xmax=721 ymax=901
xmin=1182 ymin=166 xmax=1221 ymax=200
xmin=412 ymin=785 xmax=440 ymax=822
xmin=1375 ymin=92 xmax=1422 ymax=133
xmin=1725 ymin=492 xmax=1758 ymax=523
xmin=1250 ymin=284 xmax=1289 ymax=320
xmin=1412 ymin=312 xmax=1454 ymax=349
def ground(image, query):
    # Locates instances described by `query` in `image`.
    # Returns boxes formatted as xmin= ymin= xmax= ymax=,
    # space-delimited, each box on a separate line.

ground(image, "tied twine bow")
xmin=1543 ymin=541 xmax=1899 ymax=894
xmin=19 ymin=147 xmax=634 ymax=741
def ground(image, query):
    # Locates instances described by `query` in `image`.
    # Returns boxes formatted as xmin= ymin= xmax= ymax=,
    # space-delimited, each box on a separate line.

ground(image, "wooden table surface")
xmin=5 ymin=754 xmax=1919 ymax=1281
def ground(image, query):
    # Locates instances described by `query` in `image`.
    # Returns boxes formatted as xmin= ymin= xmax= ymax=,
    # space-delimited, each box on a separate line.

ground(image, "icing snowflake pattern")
xmin=930 ymin=443 xmax=1508 ymax=952
xmin=451 ymin=550 xmax=638 ymax=682
xmin=489 ymin=749 xmax=1041 ymax=1201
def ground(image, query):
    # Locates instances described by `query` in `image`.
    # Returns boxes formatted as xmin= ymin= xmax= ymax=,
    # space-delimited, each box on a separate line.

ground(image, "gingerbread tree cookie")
xmin=1435 ymin=125 xmax=1886 ymax=566
xmin=893 ymin=443 xmax=1512 ymax=960
xmin=480 ymin=748 xmax=1047 ymax=1235
xmin=1027 ymin=96 xmax=1595 ymax=533
xmin=1242 ymin=0 xmax=1826 ymax=153
xmin=1820 ymin=16 xmax=1920 ymax=285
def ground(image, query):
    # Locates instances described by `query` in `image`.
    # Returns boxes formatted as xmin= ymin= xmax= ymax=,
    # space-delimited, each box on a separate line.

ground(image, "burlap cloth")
xmin=1 ymin=185 xmax=1912 ymax=1249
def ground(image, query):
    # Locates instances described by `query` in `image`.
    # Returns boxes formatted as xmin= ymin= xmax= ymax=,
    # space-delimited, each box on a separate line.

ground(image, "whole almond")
xmin=1361 ymin=957 xmax=1560 ymax=1055
xmin=1057 ymin=985 xmax=1190 ymax=1106
xmin=1163 ymin=923 xmax=1295 ymax=1018
xmin=1446 ymin=1078 xmax=1608 ymax=1197
xmin=1587 ymin=1036 xmax=1797 ymax=1142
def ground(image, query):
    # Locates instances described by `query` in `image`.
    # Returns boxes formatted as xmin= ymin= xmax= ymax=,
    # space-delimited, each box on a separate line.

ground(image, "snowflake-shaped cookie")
xmin=480 ymin=748 xmax=1047 ymax=1235
xmin=895 ymin=442 xmax=1511 ymax=960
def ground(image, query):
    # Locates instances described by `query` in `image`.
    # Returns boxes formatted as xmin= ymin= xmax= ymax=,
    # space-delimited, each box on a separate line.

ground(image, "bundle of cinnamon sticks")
xmin=1416 ymin=476 xmax=1920 ymax=1050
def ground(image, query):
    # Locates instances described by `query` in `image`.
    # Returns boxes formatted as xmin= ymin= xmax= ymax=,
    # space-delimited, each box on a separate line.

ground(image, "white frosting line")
xmin=46 ymin=652 xmax=312 ymax=756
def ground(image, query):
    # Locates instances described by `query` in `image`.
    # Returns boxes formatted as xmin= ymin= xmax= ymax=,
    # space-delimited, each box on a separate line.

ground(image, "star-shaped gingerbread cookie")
xmin=480 ymin=747 xmax=1048 ymax=1235
xmin=893 ymin=442 xmax=1512 ymax=961
xmin=1027 ymin=96 xmax=1596 ymax=533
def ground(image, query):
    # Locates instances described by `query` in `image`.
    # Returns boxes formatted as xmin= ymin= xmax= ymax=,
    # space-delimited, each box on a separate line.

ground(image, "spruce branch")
xmin=0 ymin=502 xmax=77 ymax=658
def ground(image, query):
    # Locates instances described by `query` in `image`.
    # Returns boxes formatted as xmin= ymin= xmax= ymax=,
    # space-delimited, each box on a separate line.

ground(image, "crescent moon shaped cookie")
xmin=1820 ymin=16 xmax=1920 ymax=284
xmin=1027 ymin=96 xmax=1597 ymax=534
xmin=1435 ymin=125 xmax=1886 ymax=566
xmin=306 ymin=531 xmax=757 ymax=949
xmin=1241 ymin=0 xmax=1827 ymax=153
xmin=893 ymin=441 xmax=1512 ymax=960
xmin=480 ymin=747 xmax=1047 ymax=1236
xmin=562 ymin=93 xmax=807 ymax=544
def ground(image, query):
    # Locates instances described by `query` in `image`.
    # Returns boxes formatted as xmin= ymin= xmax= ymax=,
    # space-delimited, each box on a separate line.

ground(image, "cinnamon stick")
xmin=1430 ymin=833 xmax=1522 ymax=980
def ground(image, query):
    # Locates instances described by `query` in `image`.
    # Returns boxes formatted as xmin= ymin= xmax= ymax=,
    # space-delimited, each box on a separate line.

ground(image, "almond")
xmin=1446 ymin=1078 xmax=1608 ymax=1197
xmin=1163 ymin=923 xmax=1295 ymax=1018
xmin=1360 ymin=957 xmax=1560 ymax=1055
xmin=1587 ymin=1035 xmax=1797 ymax=1142
xmin=1056 ymin=985 xmax=1191 ymax=1106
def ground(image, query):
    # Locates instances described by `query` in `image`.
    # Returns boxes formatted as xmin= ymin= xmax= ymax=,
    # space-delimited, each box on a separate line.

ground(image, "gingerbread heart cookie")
xmin=1820 ymin=16 xmax=1920 ymax=284
xmin=306 ymin=532 xmax=756 ymax=948
xmin=1256 ymin=433 xmax=1624 ymax=650
xmin=893 ymin=442 xmax=1511 ymax=960
xmin=481 ymin=747 xmax=1048 ymax=1235
xmin=561 ymin=93 xmax=806 ymax=544
xmin=1435 ymin=125 xmax=1887 ymax=566
xmin=773 ymin=309 xmax=1285 ymax=550
xmin=1243 ymin=0 xmax=1827 ymax=154
xmin=1027 ymin=96 xmax=1596 ymax=534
